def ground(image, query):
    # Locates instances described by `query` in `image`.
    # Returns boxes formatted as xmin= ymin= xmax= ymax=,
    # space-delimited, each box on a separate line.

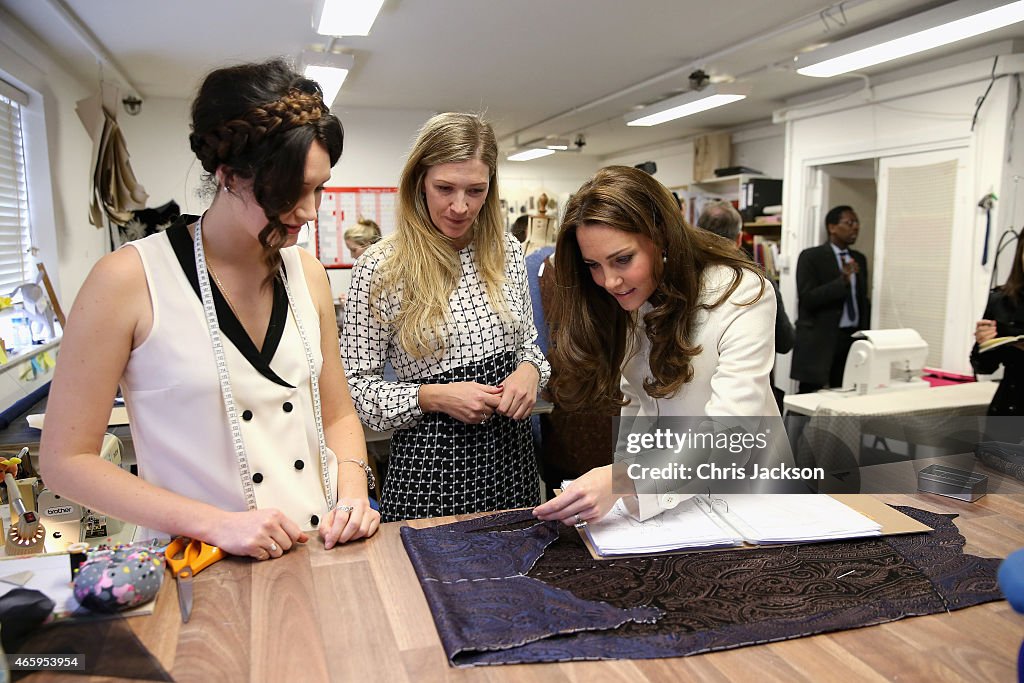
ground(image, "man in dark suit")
xmin=791 ymin=205 xmax=870 ymax=394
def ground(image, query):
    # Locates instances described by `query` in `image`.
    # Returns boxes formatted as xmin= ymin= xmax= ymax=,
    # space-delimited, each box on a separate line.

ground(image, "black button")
xmin=242 ymin=410 xmax=253 ymax=421
xmin=294 ymin=460 xmax=304 ymax=470
xmin=252 ymin=473 xmax=264 ymax=484
xmin=310 ymin=514 xmax=319 ymax=526
xmin=282 ymin=402 xmax=293 ymax=413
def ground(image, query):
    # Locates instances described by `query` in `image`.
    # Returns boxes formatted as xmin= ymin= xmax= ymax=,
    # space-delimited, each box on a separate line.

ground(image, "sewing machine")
xmin=840 ymin=328 xmax=930 ymax=395
xmin=36 ymin=433 xmax=125 ymax=551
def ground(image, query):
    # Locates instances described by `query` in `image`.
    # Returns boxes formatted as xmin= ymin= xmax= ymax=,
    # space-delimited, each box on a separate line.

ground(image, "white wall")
xmin=776 ymin=52 xmax=1024 ymax=381
xmin=0 ymin=10 xmax=96 ymax=310
xmin=602 ymin=124 xmax=785 ymax=192
xmin=117 ymin=96 xmax=199 ymax=215
xmin=498 ymin=153 xmax=600 ymax=221
xmin=312 ymin=106 xmax=435 ymax=297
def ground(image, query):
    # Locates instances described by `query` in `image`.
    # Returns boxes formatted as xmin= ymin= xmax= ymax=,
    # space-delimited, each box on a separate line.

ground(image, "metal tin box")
xmin=917 ymin=464 xmax=987 ymax=502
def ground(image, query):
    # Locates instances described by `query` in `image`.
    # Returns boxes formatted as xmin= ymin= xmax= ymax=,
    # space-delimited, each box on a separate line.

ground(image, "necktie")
xmin=839 ymin=250 xmax=856 ymax=322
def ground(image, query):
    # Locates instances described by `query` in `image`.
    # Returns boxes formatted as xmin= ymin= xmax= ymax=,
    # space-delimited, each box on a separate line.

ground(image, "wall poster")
xmin=315 ymin=186 xmax=398 ymax=268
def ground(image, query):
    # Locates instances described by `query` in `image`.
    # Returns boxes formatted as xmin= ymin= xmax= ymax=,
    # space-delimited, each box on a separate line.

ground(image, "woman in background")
xmin=40 ymin=59 xmax=379 ymax=559
xmin=534 ymin=165 xmax=781 ymax=526
xmin=341 ymin=112 xmax=549 ymax=522
xmin=972 ymin=235 xmax=1024 ymax=418
xmin=344 ymin=218 xmax=382 ymax=261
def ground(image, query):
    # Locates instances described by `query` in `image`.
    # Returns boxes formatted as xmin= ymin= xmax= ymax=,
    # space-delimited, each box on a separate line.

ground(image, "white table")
xmin=784 ymin=381 xmax=999 ymax=476
xmin=783 ymin=380 xmax=996 ymax=417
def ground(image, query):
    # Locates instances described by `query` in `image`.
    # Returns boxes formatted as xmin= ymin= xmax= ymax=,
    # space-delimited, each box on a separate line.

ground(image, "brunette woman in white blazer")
xmin=534 ymin=166 xmax=788 ymax=527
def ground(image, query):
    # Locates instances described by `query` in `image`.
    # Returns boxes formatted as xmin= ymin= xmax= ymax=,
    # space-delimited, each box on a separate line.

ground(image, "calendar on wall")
xmin=315 ymin=186 xmax=398 ymax=268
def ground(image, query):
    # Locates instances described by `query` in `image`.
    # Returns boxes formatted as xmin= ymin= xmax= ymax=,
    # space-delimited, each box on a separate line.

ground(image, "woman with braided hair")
xmin=40 ymin=59 xmax=379 ymax=560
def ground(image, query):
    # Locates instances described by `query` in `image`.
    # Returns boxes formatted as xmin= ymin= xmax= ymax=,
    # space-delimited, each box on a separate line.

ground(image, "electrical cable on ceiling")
xmin=972 ymin=56 xmax=1000 ymax=132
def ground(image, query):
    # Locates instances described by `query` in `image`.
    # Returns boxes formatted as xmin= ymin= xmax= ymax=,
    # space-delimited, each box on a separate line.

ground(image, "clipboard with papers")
xmin=577 ymin=494 xmax=932 ymax=559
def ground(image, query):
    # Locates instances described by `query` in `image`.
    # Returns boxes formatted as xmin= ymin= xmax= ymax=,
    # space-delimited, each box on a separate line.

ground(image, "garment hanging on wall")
xmin=76 ymin=85 xmax=149 ymax=231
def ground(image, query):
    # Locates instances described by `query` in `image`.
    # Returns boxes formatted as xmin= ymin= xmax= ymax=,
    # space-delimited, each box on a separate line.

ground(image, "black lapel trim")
xmin=166 ymin=218 xmax=295 ymax=389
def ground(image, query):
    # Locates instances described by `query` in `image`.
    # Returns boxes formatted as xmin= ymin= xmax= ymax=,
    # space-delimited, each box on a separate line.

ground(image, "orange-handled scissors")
xmin=165 ymin=538 xmax=224 ymax=623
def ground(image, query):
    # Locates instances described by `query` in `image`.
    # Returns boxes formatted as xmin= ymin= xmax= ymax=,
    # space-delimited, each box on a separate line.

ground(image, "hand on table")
xmin=209 ymin=508 xmax=308 ymax=561
xmin=533 ymin=465 xmax=617 ymax=526
xmin=320 ymin=496 xmax=380 ymax=549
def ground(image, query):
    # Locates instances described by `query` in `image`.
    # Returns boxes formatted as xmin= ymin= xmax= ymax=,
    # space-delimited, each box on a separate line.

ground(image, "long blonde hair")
xmin=371 ymin=112 xmax=507 ymax=359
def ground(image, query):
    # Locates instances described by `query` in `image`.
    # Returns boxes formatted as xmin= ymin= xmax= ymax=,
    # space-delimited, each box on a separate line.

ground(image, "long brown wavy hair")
xmin=549 ymin=166 xmax=766 ymax=411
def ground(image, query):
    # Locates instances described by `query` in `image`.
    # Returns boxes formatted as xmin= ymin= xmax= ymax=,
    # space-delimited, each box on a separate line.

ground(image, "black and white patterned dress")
xmin=341 ymin=234 xmax=550 ymax=522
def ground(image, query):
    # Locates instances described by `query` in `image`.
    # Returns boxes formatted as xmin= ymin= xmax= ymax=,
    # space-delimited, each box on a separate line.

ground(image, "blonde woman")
xmin=344 ymin=218 xmax=381 ymax=260
xmin=341 ymin=113 xmax=549 ymax=522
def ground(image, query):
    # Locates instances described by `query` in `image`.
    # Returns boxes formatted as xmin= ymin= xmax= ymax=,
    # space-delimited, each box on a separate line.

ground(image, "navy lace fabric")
xmin=400 ymin=507 xmax=1003 ymax=667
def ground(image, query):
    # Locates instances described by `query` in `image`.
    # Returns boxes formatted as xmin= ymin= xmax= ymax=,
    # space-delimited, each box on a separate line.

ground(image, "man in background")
xmin=696 ymin=201 xmax=794 ymax=411
xmin=791 ymin=205 xmax=870 ymax=394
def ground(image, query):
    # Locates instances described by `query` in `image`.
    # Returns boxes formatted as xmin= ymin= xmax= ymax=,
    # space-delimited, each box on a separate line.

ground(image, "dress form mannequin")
xmin=523 ymin=193 xmax=558 ymax=256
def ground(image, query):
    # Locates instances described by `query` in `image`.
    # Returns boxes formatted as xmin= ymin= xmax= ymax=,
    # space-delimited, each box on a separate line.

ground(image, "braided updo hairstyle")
xmin=189 ymin=58 xmax=343 ymax=279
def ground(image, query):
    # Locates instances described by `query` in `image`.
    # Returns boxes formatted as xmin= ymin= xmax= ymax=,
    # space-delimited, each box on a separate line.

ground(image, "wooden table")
xmin=35 ymin=488 xmax=1024 ymax=682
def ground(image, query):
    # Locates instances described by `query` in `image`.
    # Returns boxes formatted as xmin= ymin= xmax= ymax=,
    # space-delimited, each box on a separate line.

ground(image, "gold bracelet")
xmin=340 ymin=458 xmax=375 ymax=491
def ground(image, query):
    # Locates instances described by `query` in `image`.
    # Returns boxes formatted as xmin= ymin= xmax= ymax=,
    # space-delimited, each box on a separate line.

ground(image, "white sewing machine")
xmin=840 ymin=328 xmax=930 ymax=395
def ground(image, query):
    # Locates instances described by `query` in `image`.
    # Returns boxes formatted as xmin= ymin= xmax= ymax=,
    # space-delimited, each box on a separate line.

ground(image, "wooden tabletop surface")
xmin=32 ymin=487 xmax=1024 ymax=683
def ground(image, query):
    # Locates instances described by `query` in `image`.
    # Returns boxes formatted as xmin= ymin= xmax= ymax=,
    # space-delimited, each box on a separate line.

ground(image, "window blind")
xmin=0 ymin=83 xmax=33 ymax=294
xmin=878 ymin=159 xmax=957 ymax=368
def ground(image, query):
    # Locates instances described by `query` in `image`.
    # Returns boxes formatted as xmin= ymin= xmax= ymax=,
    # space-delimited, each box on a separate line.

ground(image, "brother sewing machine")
xmin=840 ymin=328 xmax=930 ymax=395
xmin=36 ymin=433 xmax=125 ymax=551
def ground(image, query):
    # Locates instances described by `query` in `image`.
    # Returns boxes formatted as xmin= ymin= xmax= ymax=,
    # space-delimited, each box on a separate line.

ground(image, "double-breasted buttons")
xmin=242 ymin=410 xmax=253 ymax=421
xmin=282 ymin=402 xmax=293 ymax=413
xmin=294 ymin=460 xmax=304 ymax=470
xmin=310 ymin=514 xmax=320 ymax=526
xmin=252 ymin=472 xmax=264 ymax=484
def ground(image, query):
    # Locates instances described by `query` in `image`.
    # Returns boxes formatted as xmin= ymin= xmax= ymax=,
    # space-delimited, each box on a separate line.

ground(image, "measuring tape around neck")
xmin=193 ymin=216 xmax=334 ymax=512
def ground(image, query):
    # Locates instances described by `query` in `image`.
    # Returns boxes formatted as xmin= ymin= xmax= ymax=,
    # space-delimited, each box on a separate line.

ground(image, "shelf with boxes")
xmin=679 ymin=175 xmax=783 ymax=283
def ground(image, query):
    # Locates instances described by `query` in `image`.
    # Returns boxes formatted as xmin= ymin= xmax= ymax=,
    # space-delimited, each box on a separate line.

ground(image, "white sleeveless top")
xmin=121 ymin=228 xmax=337 ymax=537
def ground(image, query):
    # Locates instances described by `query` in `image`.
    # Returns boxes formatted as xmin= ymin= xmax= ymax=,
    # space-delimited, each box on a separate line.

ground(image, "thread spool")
xmin=6 ymin=521 xmax=46 ymax=555
xmin=67 ymin=541 xmax=89 ymax=574
xmin=4 ymin=472 xmax=45 ymax=555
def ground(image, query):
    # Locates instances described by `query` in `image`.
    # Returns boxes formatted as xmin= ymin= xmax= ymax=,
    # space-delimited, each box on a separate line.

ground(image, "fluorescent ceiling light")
xmin=507 ymin=148 xmax=557 ymax=162
xmin=302 ymin=51 xmax=355 ymax=106
xmin=314 ymin=0 xmax=386 ymax=36
xmin=624 ymin=84 xmax=750 ymax=127
xmin=795 ymin=0 xmax=1024 ymax=78
xmin=544 ymin=138 xmax=571 ymax=150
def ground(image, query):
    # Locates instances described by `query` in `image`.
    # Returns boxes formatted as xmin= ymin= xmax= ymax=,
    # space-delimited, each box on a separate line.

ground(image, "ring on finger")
xmin=337 ymin=504 xmax=354 ymax=514
xmin=269 ymin=542 xmax=278 ymax=552
xmin=574 ymin=513 xmax=587 ymax=529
